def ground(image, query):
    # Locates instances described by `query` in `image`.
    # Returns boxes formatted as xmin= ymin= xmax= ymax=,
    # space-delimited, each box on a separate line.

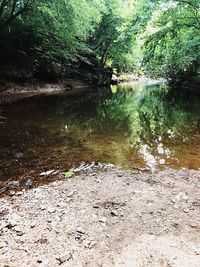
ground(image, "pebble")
xmin=8 ymin=218 xmax=18 ymax=228
xmin=190 ymin=223 xmax=198 ymax=228
xmin=25 ymin=179 xmax=33 ymax=188
xmin=67 ymin=191 xmax=74 ymax=197
xmin=15 ymin=152 xmax=24 ymax=158
xmin=56 ymin=253 xmax=71 ymax=264
xmin=17 ymin=231 xmax=24 ymax=236
xmin=14 ymin=226 xmax=23 ymax=231
xmin=14 ymin=226 xmax=25 ymax=235
xmin=99 ymin=217 xmax=107 ymax=223
xmin=0 ymin=241 xmax=6 ymax=249
xmin=57 ymin=202 xmax=66 ymax=208
xmin=48 ymin=207 xmax=56 ymax=213
xmin=75 ymin=234 xmax=82 ymax=240
xmin=110 ymin=210 xmax=118 ymax=217
xmin=16 ymin=191 xmax=23 ymax=196
xmin=183 ymin=208 xmax=189 ymax=213
xmin=9 ymin=190 xmax=16 ymax=196
xmin=89 ymin=172 xmax=98 ymax=176
xmin=76 ymin=227 xmax=85 ymax=234
xmin=55 ymin=215 xmax=61 ymax=222
xmin=0 ymin=221 xmax=9 ymax=230
xmin=7 ymin=180 xmax=20 ymax=188
xmin=30 ymin=222 xmax=36 ymax=228
xmin=83 ymin=240 xmax=97 ymax=249
xmin=37 ymin=257 xmax=49 ymax=266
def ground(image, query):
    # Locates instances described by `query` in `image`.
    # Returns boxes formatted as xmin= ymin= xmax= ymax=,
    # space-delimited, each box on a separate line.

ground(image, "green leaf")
xmin=64 ymin=171 xmax=74 ymax=178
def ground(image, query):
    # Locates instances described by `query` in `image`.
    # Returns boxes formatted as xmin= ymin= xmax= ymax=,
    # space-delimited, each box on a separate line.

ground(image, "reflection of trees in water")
xmin=89 ymin=84 xmax=200 ymax=168
xmin=1 ymin=84 xmax=200 ymax=173
xmin=97 ymin=85 xmax=200 ymax=144
xmin=58 ymin=84 xmax=200 ymax=147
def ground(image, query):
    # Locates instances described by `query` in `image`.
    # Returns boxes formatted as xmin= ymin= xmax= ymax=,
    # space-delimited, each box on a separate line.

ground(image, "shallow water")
xmin=0 ymin=82 xmax=200 ymax=184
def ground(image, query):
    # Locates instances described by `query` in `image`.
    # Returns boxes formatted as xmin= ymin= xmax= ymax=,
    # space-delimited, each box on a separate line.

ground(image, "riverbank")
xmin=0 ymin=168 xmax=199 ymax=266
xmin=112 ymin=74 xmax=165 ymax=85
xmin=0 ymin=53 xmax=112 ymax=106
xmin=0 ymin=76 xmax=163 ymax=106
xmin=0 ymin=79 xmax=94 ymax=106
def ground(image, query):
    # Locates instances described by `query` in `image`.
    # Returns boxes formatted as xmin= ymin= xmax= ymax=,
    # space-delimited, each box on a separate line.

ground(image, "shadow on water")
xmin=0 ymin=82 xmax=200 ymax=190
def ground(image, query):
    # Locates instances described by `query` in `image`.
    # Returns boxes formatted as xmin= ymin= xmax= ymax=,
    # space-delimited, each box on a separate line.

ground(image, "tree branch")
xmin=0 ymin=0 xmax=8 ymax=17
xmin=0 ymin=2 xmax=32 ymax=32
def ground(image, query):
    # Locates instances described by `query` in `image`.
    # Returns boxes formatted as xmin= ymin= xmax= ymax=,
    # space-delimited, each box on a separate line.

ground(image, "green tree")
xmin=90 ymin=0 xmax=136 ymax=72
xmin=139 ymin=0 xmax=200 ymax=85
xmin=0 ymin=0 xmax=32 ymax=33
xmin=0 ymin=0 xmax=107 ymax=78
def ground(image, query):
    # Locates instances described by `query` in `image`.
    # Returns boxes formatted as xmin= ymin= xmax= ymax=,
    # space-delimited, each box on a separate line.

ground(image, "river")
xmin=0 ymin=81 xmax=200 ymax=188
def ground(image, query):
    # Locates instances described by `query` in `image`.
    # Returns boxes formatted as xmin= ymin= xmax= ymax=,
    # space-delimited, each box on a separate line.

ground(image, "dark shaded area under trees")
xmin=0 ymin=0 xmax=199 ymax=91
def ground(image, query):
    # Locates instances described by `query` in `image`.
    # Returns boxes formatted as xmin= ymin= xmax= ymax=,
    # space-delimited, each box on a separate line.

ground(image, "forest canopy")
xmin=0 ymin=0 xmax=199 ymax=86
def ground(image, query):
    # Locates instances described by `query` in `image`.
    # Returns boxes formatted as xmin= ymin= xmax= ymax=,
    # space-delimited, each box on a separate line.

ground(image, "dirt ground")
xmin=0 ymin=168 xmax=199 ymax=267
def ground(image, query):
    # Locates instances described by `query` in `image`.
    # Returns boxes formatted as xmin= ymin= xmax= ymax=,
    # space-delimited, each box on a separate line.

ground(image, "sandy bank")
xmin=0 ymin=168 xmax=199 ymax=266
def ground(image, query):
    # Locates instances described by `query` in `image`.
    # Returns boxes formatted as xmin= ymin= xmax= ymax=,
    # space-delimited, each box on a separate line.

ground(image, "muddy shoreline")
xmin=0 ymin=168 xmax=199 ymax=266
xmin=0 ymin=79 xmax=93 ymax=106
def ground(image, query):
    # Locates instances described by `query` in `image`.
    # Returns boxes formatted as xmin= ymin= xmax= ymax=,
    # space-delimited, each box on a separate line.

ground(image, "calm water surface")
xmin=1 ymin=82 xmax=200 ymax=183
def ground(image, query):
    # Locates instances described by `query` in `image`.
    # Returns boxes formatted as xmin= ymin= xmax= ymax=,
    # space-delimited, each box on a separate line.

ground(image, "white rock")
xmin=52 ymin=170 xmax=60 ymax=175
xmin=183 ymin=208 xmax=189 ymax=213
xmin=67 ymin=191 xmax=74 ymax=197
xmin=40 ymin=170 xmax=55 ymax=176
xmin=45 ymin=170 xmax=55 ymax=175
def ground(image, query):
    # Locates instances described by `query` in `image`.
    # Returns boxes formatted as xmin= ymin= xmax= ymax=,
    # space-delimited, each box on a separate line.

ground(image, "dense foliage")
xmin=0 ymin=0 xmax=199 ymax=85
xmin=0 ymin=1 xmax=105 ymax=67
xmin=140 ymin=0 xmax=200 ymax=86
